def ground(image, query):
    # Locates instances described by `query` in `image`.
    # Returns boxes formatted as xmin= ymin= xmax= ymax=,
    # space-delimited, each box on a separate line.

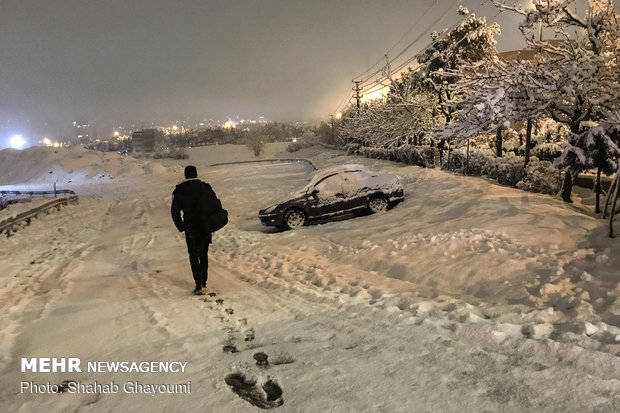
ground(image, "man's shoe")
xmin=193 ymin=285 xmax=203 ymax=295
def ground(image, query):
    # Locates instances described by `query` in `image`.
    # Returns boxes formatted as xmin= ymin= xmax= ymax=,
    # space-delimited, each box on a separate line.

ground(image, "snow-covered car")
xmin=258 ymin=164 xmax=404 ymax=229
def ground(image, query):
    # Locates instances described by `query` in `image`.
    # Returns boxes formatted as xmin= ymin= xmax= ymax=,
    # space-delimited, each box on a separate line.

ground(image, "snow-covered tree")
xmin=585 ymin=124 xmax=620 ymax=212
xmin=492 ymin=0 xmax=620 ymax=202
xmin=338 ymin=7 xmax=502 ymax=151
xmin=417 ymin=7 xmax=501 ymax=124
xmin=386 ymin=68 xmax=445 ymax=143
xmin=337 ymin=92 xmax=440 ymax=148
xmin=441 ymin=57 xmax=547 ymax=140
xmin=438 ymin=52 xmax=553 ymax=175
xmin=557 ymin=112 xmax=620 ymax=211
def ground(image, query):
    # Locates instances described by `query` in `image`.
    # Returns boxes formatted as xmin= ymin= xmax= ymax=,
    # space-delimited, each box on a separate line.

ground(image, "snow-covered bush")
xmin=530 ymin=142 xmax=564 ymax=162
xmin=516 ymin=157 xmax=562 ymax=194
xmin=443 ymin=147 xmax=525 ymax=186
xmin=392 ymin=145 xmax=439 ymax=167
xmin=501 ymin=128 xmax=521 ymax=155
xmin=286 ymin=131 xmax=318 ymax=153
xmin=494 ymin=154 xmax=526 ymax=186
xmin=358 ymin=147 xmax=392 ymax=161
xmin=286 ymin=141 xmax=304 ymax=153
xmin=343 ymin=142 xmax=361 ymax=155
xmin=353 ymin=145 xmax=439 ymax=168
xmin=443 ymin=147 xmax=493 ymax=172
xmin=444 ymin=147 xmax=562 ymax=192
xmin=533 ymin=119 xmax=569 ymax=145
xmin=473 ymin=152 xmax=525 ymax=186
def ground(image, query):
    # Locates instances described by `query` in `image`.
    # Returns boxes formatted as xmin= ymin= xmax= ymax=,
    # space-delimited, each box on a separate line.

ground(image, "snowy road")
xmin=1 ymin=144 xmax=619 ymax=412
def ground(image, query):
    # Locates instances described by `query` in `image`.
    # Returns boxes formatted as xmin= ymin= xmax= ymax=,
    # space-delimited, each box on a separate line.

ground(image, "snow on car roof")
xmin=312 ymin=164 xmax=368 ymax=178
xmin=303 ymin=164 xmax=368 ymax=186
xmin=299 ymin=164 xmax=380 ymax=194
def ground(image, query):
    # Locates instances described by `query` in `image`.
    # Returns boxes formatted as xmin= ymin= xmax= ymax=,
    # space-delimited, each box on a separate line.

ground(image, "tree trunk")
xmin=495 ymin=126 xmax=502 ymax=158
xmin=466 ymin=139 xmax=470 ymax=175
xmin=595 ymin=166 xmax=602 ymax=213
xmin=603 ymin=172 xmax=619 ymax=218
xmin=524 ymin=118 xmax=532 ymax=167
xmin=561 ymin=168 xmax=574 ymax=203
xmin=610 ymin=175 xmax=620 ymax=238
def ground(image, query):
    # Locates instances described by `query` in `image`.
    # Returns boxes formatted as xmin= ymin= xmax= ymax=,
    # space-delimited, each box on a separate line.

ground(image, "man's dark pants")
xmin=185 ymin=229 xmax=210 ymax=287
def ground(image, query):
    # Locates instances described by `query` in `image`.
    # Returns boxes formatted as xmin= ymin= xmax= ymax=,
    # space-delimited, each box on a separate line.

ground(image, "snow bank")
xmin=1 ymin=144 xmax=619 ymax=412
xmin=0 ymin=146 xmax=172 ymax=186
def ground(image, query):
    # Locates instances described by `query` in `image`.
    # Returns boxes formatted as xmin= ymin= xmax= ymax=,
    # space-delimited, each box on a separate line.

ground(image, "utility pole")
xmin=353 ymin=81 xmax=362 ymax=110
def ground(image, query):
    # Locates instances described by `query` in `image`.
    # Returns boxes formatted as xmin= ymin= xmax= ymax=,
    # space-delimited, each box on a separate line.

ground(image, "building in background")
xmin=132 ymin=129 xmax=164 ymax=153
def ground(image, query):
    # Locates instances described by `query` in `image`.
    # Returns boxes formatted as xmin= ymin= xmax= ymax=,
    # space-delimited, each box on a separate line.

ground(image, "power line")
xmin=339 ymin=0 xmax=493 ymax=112
xmin=358 ymin=0 xmax=493 ymax=91
xmin=335 ymin=85 xmax=353 ymax=114
xmin=353 ymin=0 xmax=439 ymax=80
xmin=358 ymin=18 xmax=462 ymax=91
xmin=387 ymin=0 xmax=440 ymax=55
xmin=357 ymin=0 xmax=463 ymax=86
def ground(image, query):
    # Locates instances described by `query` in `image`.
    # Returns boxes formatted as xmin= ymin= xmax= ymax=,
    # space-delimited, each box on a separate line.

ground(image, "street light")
xmin=10 ymin=134 xmax=26 ymax=149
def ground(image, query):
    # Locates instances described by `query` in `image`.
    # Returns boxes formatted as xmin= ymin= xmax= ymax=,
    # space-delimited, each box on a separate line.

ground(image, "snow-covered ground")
xmin=1 ymin=143 xmax=619 ymax=412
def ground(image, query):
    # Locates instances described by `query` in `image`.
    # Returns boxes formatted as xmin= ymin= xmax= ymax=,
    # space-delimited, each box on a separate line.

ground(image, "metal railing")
xmin=0 ymin=188 xmax=76 ymax=197
xmin=209 ymin=158 xmax=318 ymax=170
xmin=0 ymin=195 xmax=78 ymax=236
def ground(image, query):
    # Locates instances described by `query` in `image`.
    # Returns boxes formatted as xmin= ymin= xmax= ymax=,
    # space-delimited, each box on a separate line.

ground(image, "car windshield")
xmin=292 ymin=176 xmax=326 ymax=196
xmin=295 ymin=166 xmax=368 ymax=196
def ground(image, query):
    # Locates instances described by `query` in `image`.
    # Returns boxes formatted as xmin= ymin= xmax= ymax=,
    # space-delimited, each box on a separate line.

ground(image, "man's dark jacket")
xmin=171 ymin=178 xmax=217 ymax=243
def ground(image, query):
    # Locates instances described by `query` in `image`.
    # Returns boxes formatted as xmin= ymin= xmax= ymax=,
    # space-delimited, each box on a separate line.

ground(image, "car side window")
xmin=342 ymin=171 xmax=366 ymax=195
xmin=313 ymin=174 xmax=342 ymax=197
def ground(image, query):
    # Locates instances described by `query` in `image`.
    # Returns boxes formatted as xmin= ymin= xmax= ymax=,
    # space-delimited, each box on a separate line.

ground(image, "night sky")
xmin=2 ymin=0 xmax=553 ymax=142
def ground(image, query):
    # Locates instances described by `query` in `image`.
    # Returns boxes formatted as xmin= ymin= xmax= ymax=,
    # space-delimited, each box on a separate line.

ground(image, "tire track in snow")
xmin=0 ymin=198 xmax=106 ymax=373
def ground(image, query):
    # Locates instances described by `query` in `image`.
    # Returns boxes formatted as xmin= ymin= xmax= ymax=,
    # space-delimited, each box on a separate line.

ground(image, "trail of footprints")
xmin=198 ymin=291 xmax=284 ymax=409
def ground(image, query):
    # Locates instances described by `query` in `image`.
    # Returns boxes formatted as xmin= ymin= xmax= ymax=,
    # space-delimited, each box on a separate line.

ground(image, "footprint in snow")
xmin=225 ymin=373 xmax=283 ymax=409
xmin=56 ymin=380 xmax=77 ymax=393
xmin=253 ymin=352 xmax=269 ymax=367
xmin=223 ymin=345 xmax=239 ymax=353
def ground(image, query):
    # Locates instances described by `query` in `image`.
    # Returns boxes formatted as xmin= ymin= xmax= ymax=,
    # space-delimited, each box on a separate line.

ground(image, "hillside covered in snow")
xmin=1 ymin=143 xmax=619 ymax=412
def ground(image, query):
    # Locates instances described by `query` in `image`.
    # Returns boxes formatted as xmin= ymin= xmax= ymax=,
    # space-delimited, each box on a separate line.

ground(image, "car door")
xmin=305 ymin=173 xmax=346 ymax=218
xmin=341 ymin=170 xmax=369 ymax=210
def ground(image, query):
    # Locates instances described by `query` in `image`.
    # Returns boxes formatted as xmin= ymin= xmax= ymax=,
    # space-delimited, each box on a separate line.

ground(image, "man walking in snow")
xmin=171 ymin=165 xmax=218 ymax=295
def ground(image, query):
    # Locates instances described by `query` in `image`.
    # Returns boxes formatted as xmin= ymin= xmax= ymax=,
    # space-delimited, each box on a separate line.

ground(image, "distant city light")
xmin=40 ymin=137 xmax=64 ymax=147
xmin=113 ymin=131 xmax=120 ymax=137
xmin=172 ymin=125 xmax=178 ymax=130
xmin=10 ymin=134 xmax=26 ymax=149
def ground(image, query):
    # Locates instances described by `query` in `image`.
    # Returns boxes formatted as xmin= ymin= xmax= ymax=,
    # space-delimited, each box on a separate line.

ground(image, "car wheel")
xmin=368 ymin=195 xmax=388 ymax=213
xmin=284 ymin=209 xmax=306 ymax=229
